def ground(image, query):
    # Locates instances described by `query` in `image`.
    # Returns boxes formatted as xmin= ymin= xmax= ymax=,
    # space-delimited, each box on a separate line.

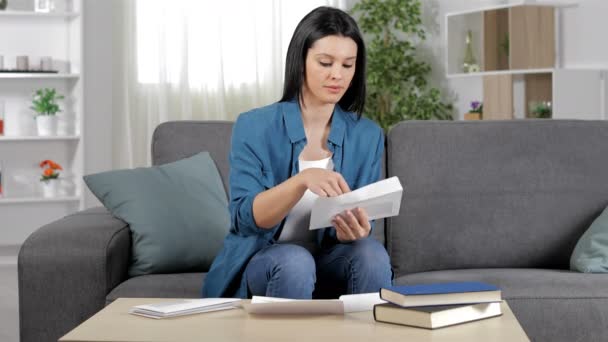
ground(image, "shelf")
xmin=0 ymin=135 xmax=80 ymax=141
xmin=446 ymin=1 xmax=578 ymax=17
xmin=447 ymin=4 xmax=559 ymax=75
xmin=0 ymin=0 xmax=84 ymax=267
xmin=447 ymin=68 xmax=554 ymax=78
xmin=0 ymin=10 xmax=79 ymax=19
xmin=0 ymin=73 xmax=80 ymax=79
xmin=0 ymin=196 xmax=80 ymax=204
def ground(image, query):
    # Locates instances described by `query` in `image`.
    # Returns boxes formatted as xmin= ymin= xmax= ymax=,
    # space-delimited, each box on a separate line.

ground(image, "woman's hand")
xmin=332 ymin=207 xmax=371 ymax=242
xmin=298 ymin=168 xmax=350 ymax=197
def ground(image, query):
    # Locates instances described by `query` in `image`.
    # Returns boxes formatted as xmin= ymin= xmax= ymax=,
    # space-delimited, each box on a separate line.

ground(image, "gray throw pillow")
xmin=570 ymin=206 xmax=608 ymax=273
xmin=84 ymin=152 xmax=229 ymax=277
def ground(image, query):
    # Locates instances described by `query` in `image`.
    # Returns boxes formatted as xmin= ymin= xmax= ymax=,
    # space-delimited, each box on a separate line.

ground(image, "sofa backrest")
xmin=152 ymin=121 xmax=234 ymax=193
xmin=387 ymin=120 xmax=608 ymax=277
xmin=151 ymin=120 xmax=386 ymax=244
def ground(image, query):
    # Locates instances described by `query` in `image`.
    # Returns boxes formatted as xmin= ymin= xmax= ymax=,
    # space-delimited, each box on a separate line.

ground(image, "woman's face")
xmin=303 ymin=35 xmax=357 ymax=106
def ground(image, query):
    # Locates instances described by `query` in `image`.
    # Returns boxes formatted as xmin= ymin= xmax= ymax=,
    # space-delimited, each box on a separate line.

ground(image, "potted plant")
xmin=350 ymin=0 xmax=453 ymax=132
xmin=465 ymin=101 xmax=483 ymax=120
xmin=39 ymin=159 xmax=62 ymax=197
xmin=31 ymin=88 xmax=64 ymax=136
xmin=528 ymin=101 xmax=551 ymax=119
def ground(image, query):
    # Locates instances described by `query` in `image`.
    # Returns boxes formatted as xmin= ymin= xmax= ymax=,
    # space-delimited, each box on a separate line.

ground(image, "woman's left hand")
xmin=331 ymin=207 xmax=371 ymax=242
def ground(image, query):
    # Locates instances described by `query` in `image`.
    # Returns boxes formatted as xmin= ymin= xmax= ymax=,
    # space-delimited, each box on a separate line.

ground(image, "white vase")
xmin=41 ymin=180 xmax=58 ymax=198
xmin=36 ymin=115 xmax=57 ymax=136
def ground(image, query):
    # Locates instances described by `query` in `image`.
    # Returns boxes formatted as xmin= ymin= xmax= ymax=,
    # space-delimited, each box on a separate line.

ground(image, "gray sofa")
xmin=19 ymin=120 xmax=608 ymax=342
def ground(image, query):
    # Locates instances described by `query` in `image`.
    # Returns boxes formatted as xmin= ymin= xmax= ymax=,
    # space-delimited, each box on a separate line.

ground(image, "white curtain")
xmin=112 ymin=0 xmax=350 ymax=169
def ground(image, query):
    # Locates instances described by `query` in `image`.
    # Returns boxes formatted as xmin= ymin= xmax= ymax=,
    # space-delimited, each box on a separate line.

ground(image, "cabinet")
xmin=445 ymin=1 xmax=607 ymax=120
xmin=0 ymin=0 xmax=83 ymax=251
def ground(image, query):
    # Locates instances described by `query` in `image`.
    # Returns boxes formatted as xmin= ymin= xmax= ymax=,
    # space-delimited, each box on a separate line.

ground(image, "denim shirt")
xmin=202 ymin=99 xmax=385 ymax=298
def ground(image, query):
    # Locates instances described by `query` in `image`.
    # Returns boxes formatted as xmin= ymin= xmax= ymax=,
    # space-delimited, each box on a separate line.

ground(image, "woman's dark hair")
xmin=280 ymin=6 xmax=366 ymax=118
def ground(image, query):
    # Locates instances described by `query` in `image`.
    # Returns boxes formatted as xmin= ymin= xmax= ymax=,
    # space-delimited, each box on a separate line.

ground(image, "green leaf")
xmin=31 ymin=87 xmax=64 ymax=116
xmin=350 ymin=0 xmax=453 ymax=132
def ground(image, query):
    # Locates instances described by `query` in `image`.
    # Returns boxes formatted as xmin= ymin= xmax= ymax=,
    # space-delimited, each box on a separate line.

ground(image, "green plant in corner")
xmin=351 ymin=0 xmax=453 ymax=132
xmin=31 ymin=88 xmax=64 ymax=116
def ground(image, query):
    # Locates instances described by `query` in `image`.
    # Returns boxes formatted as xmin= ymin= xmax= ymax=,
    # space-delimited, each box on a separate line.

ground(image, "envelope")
xmin=309 ymin=176 xmax=403 ymax=230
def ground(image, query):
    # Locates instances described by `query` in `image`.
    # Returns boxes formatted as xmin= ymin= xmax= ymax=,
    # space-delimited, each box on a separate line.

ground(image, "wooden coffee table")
xmin=60 ymin=298 xmax=529 ymax=342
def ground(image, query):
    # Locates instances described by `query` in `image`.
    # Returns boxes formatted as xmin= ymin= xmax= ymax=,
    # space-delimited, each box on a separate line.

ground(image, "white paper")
xmin=241 ymin=293 xmax=385 ymax=315
xmin=129 ymin=298 xmax=241 ymax=318
xmin=309 ymin=176 xmax=403 ymax=230
xmin=133 ymin=298 xmax=241 ymax=313
xmin=242 ymin=296 xmax=344 ymax=315
xmin=339 ymin=292 xmax=386 ymax=313
xmin=129 ymin=305 xmax=235 ymax=319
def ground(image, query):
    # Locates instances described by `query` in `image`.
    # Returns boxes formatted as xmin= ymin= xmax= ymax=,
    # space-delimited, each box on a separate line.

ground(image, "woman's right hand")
xmin=298 ymin=168 xmax=351 ymax=197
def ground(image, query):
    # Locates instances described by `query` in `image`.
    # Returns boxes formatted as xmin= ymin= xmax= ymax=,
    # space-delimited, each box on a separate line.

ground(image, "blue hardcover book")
xmin=379 ymin=282 xmax=501 ymax=308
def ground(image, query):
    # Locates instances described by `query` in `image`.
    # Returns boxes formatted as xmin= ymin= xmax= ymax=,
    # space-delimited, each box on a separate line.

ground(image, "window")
xmin=135 ymin=0 xmax=345 ymax=88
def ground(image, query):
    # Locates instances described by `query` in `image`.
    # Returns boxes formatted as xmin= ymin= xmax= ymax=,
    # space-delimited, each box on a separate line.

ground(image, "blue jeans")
xmin=244 ymin=238 xmax=393 ymax=299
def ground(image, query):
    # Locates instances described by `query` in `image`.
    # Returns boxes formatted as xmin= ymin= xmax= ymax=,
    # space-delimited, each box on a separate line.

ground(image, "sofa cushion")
xmin=84 ymin=152 xmax=230 ymax=277
xmin=106 ymin=273 xmax=206 ymax=305
xmin=387 ymin=121 xmax=608 ymax=276
xmin=152 ymin=121 xmax=234 ymax=193
xmin=394 ymin=268 xmax=608 ymax=342
xmin=570 ymin=205 xmax=608 ymax=273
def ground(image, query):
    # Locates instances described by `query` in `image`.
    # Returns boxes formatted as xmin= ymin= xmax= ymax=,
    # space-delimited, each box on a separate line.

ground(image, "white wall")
xmin=560 ymin=0 xmax=608 ymax=68
xmin=430 ymin=0 xmax=608 ymax=118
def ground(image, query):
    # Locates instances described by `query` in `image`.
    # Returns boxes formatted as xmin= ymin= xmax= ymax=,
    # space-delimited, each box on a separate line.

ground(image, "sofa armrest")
xmin=18 ymin=207 xmax=131 ymax=342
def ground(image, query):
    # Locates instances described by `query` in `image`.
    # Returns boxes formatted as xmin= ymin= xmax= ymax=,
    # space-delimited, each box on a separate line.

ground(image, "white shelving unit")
xmin=0 ymin=0 xmax=84 ymax=250
xmin=447 ymin=68 xmax=555 ymax=79
xmin=0 ymin=10 xmax=79 ymax=19
xmin=446 ymin=1 xmax=607 ymax=120
xmin=0 ymin=135 xmax=80 ymax=141
xmin=0 ymin=73 xmax=80 ymax=79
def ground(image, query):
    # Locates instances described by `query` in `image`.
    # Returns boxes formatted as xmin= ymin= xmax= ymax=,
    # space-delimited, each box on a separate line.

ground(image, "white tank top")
xmin=278 ymin=156 xmax=334 ymax=252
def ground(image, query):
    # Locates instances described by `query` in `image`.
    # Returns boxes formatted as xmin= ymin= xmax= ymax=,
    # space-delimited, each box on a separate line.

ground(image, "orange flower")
xmin=39 ymin=159 xmax=62 ymax=170
xmin=43 ymin=168 xmax=54 ymax=177
xmin=49 ymin=161 xmax=62 ymax=170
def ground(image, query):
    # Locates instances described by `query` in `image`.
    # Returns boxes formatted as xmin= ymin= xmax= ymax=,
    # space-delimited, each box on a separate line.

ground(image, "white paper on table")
xmin=241 ymin=293 xmax=385 ymax=315
xmin=129 ymin=298 xmax=241 ymax=319
xmin=241 ymin=296 xmax=344 ymax=315
xmin=129 ymin=306 xmax=235 ymax=319
xmin=339 ymin=292 xmax=386 ymax=313
xmin=133 ymin=298 xmax=241 ymax=314
xmin=309 ymin=176 xmax=403 ymax=230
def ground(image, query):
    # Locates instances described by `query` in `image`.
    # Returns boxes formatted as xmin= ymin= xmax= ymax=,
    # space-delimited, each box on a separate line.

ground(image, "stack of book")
xmin=374 ymin=282 xmax=503 ymax=329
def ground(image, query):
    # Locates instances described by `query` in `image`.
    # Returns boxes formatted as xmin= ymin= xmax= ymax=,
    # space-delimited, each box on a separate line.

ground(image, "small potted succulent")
xmin=31 ymin=88 xmax=64 ymax=136
xmin=39 ymin=159 xmax=62 ymax=198
xmin=465 ymin=101 xmax=483 ymax=120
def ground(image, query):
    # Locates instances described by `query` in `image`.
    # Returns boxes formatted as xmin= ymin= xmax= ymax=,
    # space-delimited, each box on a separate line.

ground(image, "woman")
xmin=203 ymin=6 xmax=392 ymax=299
